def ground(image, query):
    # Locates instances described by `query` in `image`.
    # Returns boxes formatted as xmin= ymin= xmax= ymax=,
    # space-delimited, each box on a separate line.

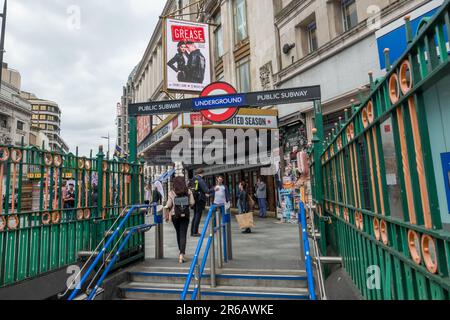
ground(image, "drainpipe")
xmin=274 ymin=22 xmax=282 ymax=87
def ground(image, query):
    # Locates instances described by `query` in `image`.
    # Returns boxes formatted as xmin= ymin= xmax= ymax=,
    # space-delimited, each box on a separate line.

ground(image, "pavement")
xmin=143 ymin=214 xmax=305 ymax=271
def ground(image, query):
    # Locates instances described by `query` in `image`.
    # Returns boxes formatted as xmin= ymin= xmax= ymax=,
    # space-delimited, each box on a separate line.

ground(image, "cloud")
xmin=4 ymin=0 xmax=166 ymax=156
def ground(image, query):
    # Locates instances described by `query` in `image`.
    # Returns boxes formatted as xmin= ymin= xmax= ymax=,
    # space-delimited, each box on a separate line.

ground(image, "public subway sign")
xmin=128 ymin=84 xmax=321 ymax=117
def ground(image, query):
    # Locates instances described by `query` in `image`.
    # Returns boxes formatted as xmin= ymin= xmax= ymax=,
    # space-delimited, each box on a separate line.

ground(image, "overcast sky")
xmin=5 ymin=0 xmax=166 ymax=156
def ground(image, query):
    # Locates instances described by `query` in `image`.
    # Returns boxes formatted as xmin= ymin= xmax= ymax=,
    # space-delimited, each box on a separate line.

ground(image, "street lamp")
xmin=101 ymin=133 xmax=110 ymax=160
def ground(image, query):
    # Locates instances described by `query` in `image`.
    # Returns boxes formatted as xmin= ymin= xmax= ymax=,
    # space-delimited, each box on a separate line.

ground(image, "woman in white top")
xmin=211 ymin=175 xmax=231 ymax=207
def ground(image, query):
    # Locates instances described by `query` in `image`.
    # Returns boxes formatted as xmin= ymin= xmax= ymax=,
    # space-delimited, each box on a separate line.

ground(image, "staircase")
xmin=117 ymin=266 xmax=310 ymax=300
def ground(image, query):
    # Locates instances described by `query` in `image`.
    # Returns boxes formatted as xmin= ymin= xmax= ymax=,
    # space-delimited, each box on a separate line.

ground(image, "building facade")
xmin=272 ymin=0 xmax=439 ymax=175
xmin=124 ymin=0 xmax=440 ymax=211
xmin=0 ymin=63 xmax=32 ymax=146
xmin=21 ymin=91 xmax=69 ymax=153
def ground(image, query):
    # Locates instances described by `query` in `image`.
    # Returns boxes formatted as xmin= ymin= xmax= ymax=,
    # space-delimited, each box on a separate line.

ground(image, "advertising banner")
xmin=165 ymin=18 xmax=211 ymax=93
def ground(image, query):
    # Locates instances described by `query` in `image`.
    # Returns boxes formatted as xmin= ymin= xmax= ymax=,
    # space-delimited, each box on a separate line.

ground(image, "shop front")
xmin=137 ymin=108 xmax=280 ymax=213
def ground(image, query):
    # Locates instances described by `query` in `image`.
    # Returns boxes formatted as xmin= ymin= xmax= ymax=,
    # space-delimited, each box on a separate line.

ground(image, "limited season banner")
xmin=165 ymin=18 xmax=211 ymax=92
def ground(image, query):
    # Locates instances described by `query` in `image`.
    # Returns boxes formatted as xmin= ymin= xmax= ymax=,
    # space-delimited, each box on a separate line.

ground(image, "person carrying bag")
xmin=164 ymin=176 xmax=195 ymax=264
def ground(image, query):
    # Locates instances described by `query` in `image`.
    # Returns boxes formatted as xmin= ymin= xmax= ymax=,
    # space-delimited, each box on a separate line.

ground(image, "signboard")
xmin=441 ymin=152 xmax=450 ymax=214
xmin=185 ymin=111 xmax=278 ymax=129
xmin=129 ymin=83 xmax=321 ymax=117
xmin=27 ymin=172 xmax=73 ymax=179
xmin=129 ymin=99 xmax=192 ymax=116
xmin=376 ymin=0 xmax=445 ymax=69
xmin=197 ymin=82 xmax=239 ymax=123
xmin=165 ymin=18 xmax=212 ymax=93
xmin=137 ymin=116 xmax=152 ymax=144
xmin=137 ymin=120 xmax=174 ymax=155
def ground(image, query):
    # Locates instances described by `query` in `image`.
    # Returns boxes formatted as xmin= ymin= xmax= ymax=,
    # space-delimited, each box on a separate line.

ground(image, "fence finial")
xmin=404 ymin=15 xmax=413 ymax=44
xmin=384 ymin=48 xmax=391 ymax=72
xmin=368 ymin=71 xmax=374 ymax=91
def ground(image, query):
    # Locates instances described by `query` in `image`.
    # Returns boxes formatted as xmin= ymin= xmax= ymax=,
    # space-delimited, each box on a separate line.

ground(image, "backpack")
xmin=173 ymin=193 xmax=190 ymax=219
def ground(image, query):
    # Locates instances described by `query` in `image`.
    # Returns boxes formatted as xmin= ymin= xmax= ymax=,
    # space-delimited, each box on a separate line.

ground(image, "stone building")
xmin=0 ymin=63 xmax=32 ymax=146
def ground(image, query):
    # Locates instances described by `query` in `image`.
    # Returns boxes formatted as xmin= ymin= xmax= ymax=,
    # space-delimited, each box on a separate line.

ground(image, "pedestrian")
xmin=210 ymin=175 xmax=231 ymax=209
xmin=164 ymin=176 xmax=195 ymax=264
xmin=256 ymin=177 xmax=267 ymax=218
xmin=191 ymin=169 xmax=209 ymax=237
xmin=91 ymin=183 xmax=98 ymax=207
xmin=63 ymin=183 xmax=75 ymax=209
xmin=63 ymin=183 xmax=76 ymax=221
xmin=144 ymin=183 xmax=151 ymax=205
xmin=237 ymin=182 xmax=251 ymax=233
xmin=152 ymin=180 xmax=164 ymax=205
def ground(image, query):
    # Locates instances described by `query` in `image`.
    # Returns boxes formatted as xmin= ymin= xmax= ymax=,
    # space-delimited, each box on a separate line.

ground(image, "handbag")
xmin=247 ymin=194 xmax=255 ymax=210
xmin=235 ymin=212 xmax=255 ymax=229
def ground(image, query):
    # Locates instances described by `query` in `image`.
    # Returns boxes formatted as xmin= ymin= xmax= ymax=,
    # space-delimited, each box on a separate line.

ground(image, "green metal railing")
xmin=0 ymin=143 xmax=145 ymax=288
xmin=309 ymin=1 xmax=450 ymax=300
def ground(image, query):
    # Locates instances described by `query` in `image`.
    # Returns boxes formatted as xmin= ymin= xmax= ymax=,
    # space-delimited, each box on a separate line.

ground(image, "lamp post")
xmin=0 ymin=0 xmax=8 ymax=93
xmin=101 ymin=133 xmax=110 ymax=160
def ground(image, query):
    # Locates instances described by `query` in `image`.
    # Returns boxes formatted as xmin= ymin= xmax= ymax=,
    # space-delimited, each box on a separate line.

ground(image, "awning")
xmin=138 ymin=108 xmax=279 ymax=165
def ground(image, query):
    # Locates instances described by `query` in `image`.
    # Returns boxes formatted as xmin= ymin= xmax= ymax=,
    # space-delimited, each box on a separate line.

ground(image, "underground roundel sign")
xmin=198 ymin=82 xmax=240 ymax=123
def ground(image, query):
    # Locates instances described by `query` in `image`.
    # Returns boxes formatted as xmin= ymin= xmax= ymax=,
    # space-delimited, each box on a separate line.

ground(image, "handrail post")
xmin=225 ymin=206 xmax=233 ymax=260
xmin=217 ymin=206 xmax=223 ymax=269
xmin=300 ymin=201 xmax=317 ymax=300
xmin=221 ymin=206 xmax=228 ymax=263
xmin=154 ymin=203 xmax=164 ymax=259
xmin=210 ymin=209 xmax=216 ymax=288
xmin=194 ymin=262 xmax=201 ymax=301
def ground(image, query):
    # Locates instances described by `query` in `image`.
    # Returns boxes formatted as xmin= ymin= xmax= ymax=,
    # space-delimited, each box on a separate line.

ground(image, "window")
xmin=236 ymin=59 xmax=250 ymax=93
xmin=39 ymin=114 xmax=46 ymax=120
xmin=307 ymin=22 xmax=318 ymax=53
xmin=214 ymin=13 xmax=224 ymax=60
xmin=40 ymin=105 xmax=47 ymax=111
xmin=342 ymin=0 xmax=358 ymax=31
xmin=17 ymin=121 xmax=25 ymax=131
xmin=234 ymin=0 xmax=248 ymax=44
xmin=32 ymin=114 xmax=38 ymax=120
xmin=39 ymin=124 xmax=46 ymax=130
xmin=32 ymin=105 xmax=39 ymax=111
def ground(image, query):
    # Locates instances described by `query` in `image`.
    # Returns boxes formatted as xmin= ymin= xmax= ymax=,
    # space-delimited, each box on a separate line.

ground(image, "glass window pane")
xmin=237 ymin=61 xmax=250 ymax=93
xmin=234 ymin=0 xmax=248 ymax=43
xmin=342 ymin=0 xmax=358 ymax=31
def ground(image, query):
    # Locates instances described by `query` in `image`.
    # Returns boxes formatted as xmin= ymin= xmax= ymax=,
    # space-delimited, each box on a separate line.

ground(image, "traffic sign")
xmin=197 ymin=82 xmax=240 ymax=123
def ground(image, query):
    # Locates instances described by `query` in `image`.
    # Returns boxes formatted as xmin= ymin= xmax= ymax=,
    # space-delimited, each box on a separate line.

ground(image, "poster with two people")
xmin=165 ymin=18 xmax=211 ymax=93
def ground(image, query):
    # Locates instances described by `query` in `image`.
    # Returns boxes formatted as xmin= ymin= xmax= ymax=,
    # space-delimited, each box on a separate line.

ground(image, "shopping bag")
xmin=247 ymin=194 xmax=255 ymax=210
xmin=235 ymin=212 xmax=255 ymax=229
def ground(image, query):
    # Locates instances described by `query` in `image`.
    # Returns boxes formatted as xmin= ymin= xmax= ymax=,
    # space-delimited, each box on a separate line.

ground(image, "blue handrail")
xmin=68 ymin=204 xmax=150 ymax=300
xmin=299 ymin=201 xmax=317 ymax=300
xmin=87 ymin=223 xmax=156 ymax=300
xmin=181 ymin=204 xmax=217 ymax=300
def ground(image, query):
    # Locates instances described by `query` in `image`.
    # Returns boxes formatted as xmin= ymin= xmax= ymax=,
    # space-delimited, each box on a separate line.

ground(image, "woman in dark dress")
xmin=237 ymin=182 xmax=251 ymax=234
xmin=167 ymin=41 xmax=189 ymax=82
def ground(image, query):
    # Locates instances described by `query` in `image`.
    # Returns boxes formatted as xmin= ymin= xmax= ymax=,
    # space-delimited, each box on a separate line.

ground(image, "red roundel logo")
xmin=200 ymin=82 xmax=239 ymax=123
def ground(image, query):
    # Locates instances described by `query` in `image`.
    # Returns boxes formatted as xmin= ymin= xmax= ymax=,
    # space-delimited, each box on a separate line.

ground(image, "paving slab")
xmin=143 ymin=215 xmax=305 ymax=271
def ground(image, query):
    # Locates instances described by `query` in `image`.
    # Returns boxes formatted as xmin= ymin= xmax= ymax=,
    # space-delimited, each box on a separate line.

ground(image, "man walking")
xmin=185 ymin=41 xmax=206 ymax=84
xmin=256 ymin=177 xmax=267 ymax=218
xmin=191 ymin=169 xmax=209 ymax=237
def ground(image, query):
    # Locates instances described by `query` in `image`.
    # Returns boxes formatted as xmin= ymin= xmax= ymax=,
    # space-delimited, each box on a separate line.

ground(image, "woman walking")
xmin=237 ymin=182 xmax=251 ymax=234
xmin=164 ymin=176 xmax=195 ymax=264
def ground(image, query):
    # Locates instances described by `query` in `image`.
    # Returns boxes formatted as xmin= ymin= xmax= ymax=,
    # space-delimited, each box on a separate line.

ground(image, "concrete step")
xmin=127 ymin=265 xmax=307 ymax=276
xmin=119 ymin=282 xmax=310 ymax=300
xmin=129 ymin=270 xmax=307 ymax=288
